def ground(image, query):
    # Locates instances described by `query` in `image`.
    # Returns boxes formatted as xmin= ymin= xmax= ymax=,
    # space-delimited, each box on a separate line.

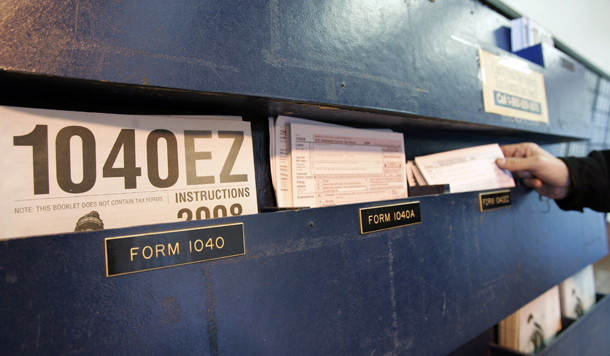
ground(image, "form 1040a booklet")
xmin=289 ymin=122 xmax=407 ymax=208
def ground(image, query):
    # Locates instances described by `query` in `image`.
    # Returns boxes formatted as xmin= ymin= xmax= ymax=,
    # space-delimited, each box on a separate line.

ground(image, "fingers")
xmin=522 ymin=177 xmax=543 ymax=189
xmin=499 ymin=145 xmax=520 ymax=158
xmin=510 ymin=175 xmax=569 ymax=200
xmin=497 ymin=157 xmax=540 ymax=186
xmin=514 ymin=170 xmax=533 ymax=179
xmin=495 ymin=156 xmax=539 ymax=173
xmin=500 ymin=142 xmax=537 ymax=158
xmin=496 ymin=159 xmax=533 ymax=178
xmin=496 ymin=142 xmax=570 ymax=200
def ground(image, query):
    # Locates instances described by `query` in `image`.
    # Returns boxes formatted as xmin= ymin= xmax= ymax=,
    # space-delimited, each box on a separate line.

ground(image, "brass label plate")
xmin=479 ymin=190 xmax=512 ymax=212
xmin=359 ymin=201 xmax=421 ymax=234
xmin=105 ymin=223 xmax=245 ymax=277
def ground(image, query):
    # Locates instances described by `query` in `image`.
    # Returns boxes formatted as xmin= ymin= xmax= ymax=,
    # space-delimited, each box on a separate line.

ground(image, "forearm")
xmin=555 ymin=150 xmax=610 ymax=212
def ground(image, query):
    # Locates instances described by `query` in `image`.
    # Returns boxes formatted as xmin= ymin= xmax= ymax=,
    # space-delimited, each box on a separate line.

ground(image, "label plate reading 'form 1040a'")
xmin=359 ymin=201 xmax=421 ymax=234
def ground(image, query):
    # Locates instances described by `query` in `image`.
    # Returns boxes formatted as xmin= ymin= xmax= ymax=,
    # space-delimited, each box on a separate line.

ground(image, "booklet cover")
xmin=559 ymin=265 xmax=597 ymax=319
xmin=498 ymin=286 xmax=562 ymax=355
xmin=0 ymin=106 xmax=258 ymax=239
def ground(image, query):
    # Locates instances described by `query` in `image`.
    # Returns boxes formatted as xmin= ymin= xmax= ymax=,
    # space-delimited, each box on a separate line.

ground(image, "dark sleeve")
xmin=555 ymin=150 xmax=610 ymax=212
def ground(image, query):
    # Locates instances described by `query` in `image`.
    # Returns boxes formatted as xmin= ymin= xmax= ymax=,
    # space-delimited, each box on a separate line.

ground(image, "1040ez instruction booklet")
xmin=0 ymin=106 xmax=258 ymax=239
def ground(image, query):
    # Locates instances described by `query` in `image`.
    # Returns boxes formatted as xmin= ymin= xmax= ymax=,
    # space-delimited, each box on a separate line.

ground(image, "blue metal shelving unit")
xmin=1 ymin=1 xmax=608 ymax=355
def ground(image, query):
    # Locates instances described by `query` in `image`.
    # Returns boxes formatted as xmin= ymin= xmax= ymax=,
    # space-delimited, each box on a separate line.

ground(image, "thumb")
xmin=496 ymin=157 xmax=537 ymax=172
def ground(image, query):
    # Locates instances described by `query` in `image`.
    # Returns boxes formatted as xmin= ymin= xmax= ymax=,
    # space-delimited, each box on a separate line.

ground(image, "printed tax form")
xmin=269 ymin=116 xmax=342 ymax=208
xmin=414 ymin=144 xmax=515 ymax=193
xmin=290 ymin=123 xmax=407 ymax=208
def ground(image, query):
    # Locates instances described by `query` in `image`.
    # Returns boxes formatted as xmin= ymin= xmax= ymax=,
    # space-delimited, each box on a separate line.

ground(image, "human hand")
xmin=495 ymin=142 xmax=571 ymax=200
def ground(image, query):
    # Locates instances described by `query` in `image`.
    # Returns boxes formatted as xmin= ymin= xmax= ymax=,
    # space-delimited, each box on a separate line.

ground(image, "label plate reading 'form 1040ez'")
xmin=479 ymin=190 xmax=512 ymax=212
xmin=359 ymin=202 xmax=421 ymax=234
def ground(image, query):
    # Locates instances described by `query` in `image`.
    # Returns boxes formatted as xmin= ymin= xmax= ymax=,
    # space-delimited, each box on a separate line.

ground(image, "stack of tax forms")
xmin=269 ymin=116 xmax=408 ymax=208
xmin=498 ymin=286 xmax=562 ymax=354
xmin=407 ymin=144 xmax=515 ymax=194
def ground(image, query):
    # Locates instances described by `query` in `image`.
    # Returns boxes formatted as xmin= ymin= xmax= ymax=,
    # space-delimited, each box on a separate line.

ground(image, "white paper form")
xmin=268 ymin=117 xmax=276 ymax=191
xmin=290 ymin=123 xmax=407 ymax=208
xmin=414 ymin=144 xmax=515 ymax=193
xmin=270 ymin=116 xmax=343 ymax=207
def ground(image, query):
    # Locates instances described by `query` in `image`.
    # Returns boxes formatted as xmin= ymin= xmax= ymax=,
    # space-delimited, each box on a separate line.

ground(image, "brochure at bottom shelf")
xmin=0 ymin=106 xmax=258 ymax=240
xmin=498 ymin=286 xmax=562 ymax=355
xmin=559 ymin=264 xmax=597 ymax=319
xmin=413 ymin=143 xmax=515 ymax=194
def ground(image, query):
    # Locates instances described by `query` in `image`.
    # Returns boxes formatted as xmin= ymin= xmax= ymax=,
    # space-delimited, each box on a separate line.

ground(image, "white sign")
xmin=480 ymin=49 xmax=549 ymax=123
xmin=0 ymin=106 xmax=258 ymax=239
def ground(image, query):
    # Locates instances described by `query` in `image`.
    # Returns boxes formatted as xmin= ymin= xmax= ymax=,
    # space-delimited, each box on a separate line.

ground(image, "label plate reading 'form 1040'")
xmin=105 ymin=223 xmax=245 ymax=277
xmin=359 ymin=201 xmax=421 ymax=234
